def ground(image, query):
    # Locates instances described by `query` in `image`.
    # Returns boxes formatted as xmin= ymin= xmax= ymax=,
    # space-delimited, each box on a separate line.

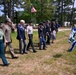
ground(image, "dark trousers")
xmin=19 ymin=40 xmax=26 ymax=54
xmin=27 ymin=34 xmax=35 ymax=51
xmin=0 ymin=40 xmax=8 ymax=65
xmin=46 ymin=35 xmax=50 ymax=45
xmin=44 ymin=34 xmax=46 ymax=42
xmin=39 ymin=37 xmax=46 ymax=49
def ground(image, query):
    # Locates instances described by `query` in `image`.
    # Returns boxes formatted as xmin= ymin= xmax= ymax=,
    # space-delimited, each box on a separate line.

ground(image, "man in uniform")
xmin=2 ymin=18 xmax=18 ymax=59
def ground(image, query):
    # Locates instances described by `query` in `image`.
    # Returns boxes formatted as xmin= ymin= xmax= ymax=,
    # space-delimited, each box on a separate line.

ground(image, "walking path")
xmin=58 ymin=27 xmax=71 ymax=31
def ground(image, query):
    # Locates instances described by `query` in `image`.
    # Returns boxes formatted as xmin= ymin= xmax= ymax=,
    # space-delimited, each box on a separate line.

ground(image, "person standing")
xmin=68 ymin=27 xmax=76 ymax=52
xmin=16 ymin=20 xmax=27 ymax=54
xmin=46 ymin=20 xmax=51 ymax=45
xmin=55 ymin=21 xmax=60 ymax=33
xmin=38 ymin=23 xmax=46 ymax=50
xmin=43 ymin=21 xmax=46 ymax=41
xmin=26 ymin=21 xmax=37 ymax=53
xmin=0 ymin=25 xmax=9 ymax=66
xmin=2 ymin=18 xmax=18 ymax=59
xmin=51 ymin=21 xmax=56 ymax=43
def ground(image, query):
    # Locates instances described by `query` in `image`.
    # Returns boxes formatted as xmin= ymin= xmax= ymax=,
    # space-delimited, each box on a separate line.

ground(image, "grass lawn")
xmin=0 ymin=30 xmax=76 ymax=75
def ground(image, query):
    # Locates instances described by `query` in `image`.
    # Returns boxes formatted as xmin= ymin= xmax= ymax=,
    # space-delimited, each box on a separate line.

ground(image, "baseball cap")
xmin=39 ymin=22 xmax=43 ymax=25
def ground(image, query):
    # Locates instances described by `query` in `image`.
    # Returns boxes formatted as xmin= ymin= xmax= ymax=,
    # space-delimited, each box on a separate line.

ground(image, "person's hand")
xmin=21 ymin=39 xmax=23 ymax=41
xmin=40 ymin=37 xmax=42 ymax=38
xmin=4 ymin=42 xmax=6 ymax=46
xmin=46 ymin=32 xmax=49 ymax=35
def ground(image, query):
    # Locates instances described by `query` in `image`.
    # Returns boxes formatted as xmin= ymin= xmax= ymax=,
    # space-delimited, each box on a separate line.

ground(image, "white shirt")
xmin=27 ymin=25 xmax=33 ymax=34
xmin=0 ymin=29 xmax=4 ymax=40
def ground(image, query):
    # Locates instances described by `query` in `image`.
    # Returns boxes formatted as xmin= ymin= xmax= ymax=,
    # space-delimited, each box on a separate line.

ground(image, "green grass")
xmin=0 ymin=30 xmax=76 ymax=75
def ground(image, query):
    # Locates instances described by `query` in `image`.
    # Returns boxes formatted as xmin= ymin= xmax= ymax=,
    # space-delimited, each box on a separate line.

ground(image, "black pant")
xmin=46 ymin=35 xmax=50 ymax=45
xmin=27 ymin=34 xmax=35 ymax=51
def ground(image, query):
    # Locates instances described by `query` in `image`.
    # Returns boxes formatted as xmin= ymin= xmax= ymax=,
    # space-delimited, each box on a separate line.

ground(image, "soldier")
xmin=2 ymin=18 xmax=18 ymax=59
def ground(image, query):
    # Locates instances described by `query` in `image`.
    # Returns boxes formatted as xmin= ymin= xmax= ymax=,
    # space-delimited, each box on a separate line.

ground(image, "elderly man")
xmin=2 ymin=18 xmax=18 ymax=59
xmin=16 ymin=20 xmax=27 ymax=54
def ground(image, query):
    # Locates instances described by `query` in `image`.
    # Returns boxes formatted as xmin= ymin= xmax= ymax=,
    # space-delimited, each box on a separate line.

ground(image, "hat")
xmin=6 ymin=18 xmax=12 ymax=23
xmin=43 ymin=21 xmax=46 ymax=23
xmin=39 ymin=22 xmax=43 ymax=25
xmin=20 ymin=20 xmax=25 ymax=24
xmin=29 ymin=20 xmax=33 ymax=23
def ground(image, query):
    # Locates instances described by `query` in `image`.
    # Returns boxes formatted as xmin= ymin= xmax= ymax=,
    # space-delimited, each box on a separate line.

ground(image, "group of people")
xmin=0 ymin=18 xmax=60 ymax=66
xmin=17 ymin=20 xmax=37 ymax=54
xmin=38 ymin=20 xmax=60 ymax=50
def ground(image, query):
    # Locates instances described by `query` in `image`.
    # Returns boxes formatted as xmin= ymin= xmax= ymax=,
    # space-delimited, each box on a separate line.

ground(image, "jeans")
xmin=39 ymin=37 xmax=46 ymax=49
xmin=46 ymin=35 xmax=50 ymax=44
xmin=0 ymin=40 xmax=8 ymax=65
xmin=19 ymin=40 xmax=26 ymax=53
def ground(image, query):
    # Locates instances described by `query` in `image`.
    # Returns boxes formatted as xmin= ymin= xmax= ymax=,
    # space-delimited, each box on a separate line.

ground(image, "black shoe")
xmin=3 ymin=63 xmax=10 ymax=66
xmin=39 ymin=48 xmax=42 ymax=50
xmin=67 ymin=49 xmax=72 ymax=52
xmin=12 ymin=56 xmax=18 ymax=59
xmin=24 ymin=51 xmax=28 ymax=54
xmin=33 ymin=50 xmax=37 ymax=53
xmin=43 ymin=48 xmax=46 ymax=50
xmin=51 ymin=41 xmax=54 ymax=44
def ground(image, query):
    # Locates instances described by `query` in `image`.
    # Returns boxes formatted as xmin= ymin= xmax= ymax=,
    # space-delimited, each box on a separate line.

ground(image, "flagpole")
xmin=29 ymin=0 xmax=32 ymax=20
xmin=31 ymin=5 xmax=32 ymax=20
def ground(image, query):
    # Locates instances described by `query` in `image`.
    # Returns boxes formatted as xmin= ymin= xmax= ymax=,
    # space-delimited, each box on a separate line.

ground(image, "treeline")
xmin=0 ymin=0 xmax=76 ymax=26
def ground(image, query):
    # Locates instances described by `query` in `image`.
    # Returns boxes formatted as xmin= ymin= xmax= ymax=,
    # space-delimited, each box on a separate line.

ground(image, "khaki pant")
xmin=5 ymin=42 xmax=16 ymax=58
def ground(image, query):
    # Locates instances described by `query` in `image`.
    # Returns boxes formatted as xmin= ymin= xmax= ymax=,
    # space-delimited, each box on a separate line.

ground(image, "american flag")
xmin=31 ymin=6 xmax=37 ymax=13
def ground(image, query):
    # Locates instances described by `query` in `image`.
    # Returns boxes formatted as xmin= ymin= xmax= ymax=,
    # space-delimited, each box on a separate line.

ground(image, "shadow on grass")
xmin=53 ymin=53 xmax=63 ymax=58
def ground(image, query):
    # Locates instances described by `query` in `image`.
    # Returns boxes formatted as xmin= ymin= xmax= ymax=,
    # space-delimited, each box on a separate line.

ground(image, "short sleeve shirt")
xmin=27 ymin=25 xmax=33 ymax=34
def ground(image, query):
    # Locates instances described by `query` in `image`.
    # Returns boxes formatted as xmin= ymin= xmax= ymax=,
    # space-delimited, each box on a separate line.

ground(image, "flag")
xmin=31 ymin=6 xmax=37 ymax=13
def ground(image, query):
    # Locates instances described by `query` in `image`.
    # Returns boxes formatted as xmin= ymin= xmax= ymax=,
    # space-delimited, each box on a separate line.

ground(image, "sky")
xmin=0 ymin=6 xmax=24 ymax=16
xmin=0 ymin=0 xmax=76 ymax=16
